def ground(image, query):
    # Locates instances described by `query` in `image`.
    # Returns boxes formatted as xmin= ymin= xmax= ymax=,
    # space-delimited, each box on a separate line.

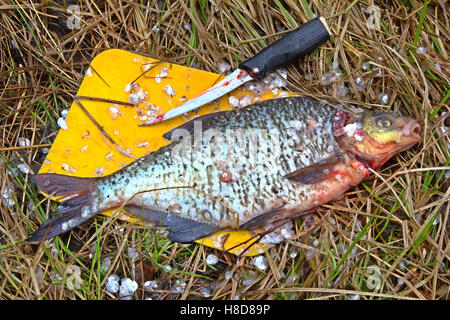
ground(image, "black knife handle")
xmin=239 ymin=17 xmax=331 ymax=79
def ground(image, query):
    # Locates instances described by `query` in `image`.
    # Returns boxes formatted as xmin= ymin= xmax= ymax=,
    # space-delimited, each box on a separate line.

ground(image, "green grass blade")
xmin=408 ymin=0 xmax=428 ymax=63
xmin=429 ymin=89 xmax=450 ymax=120
xmin=299 ymin=0 xmax=314 ymax=19
xmin=275 ymin=0 xmax=298 ymax=28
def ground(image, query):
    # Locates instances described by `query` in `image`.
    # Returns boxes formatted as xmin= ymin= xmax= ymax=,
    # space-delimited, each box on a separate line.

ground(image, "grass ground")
xmin=0 ymin=0 xmax=448 ymax=300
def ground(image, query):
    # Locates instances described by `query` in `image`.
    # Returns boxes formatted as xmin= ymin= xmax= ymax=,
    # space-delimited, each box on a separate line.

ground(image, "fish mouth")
xmin=383 ymin=120 xmax=421 ymax=157
xmin=400 ymin=120 xmax=421 ymax=143
xmin=348 ymin=120 xmax=421 ymax=168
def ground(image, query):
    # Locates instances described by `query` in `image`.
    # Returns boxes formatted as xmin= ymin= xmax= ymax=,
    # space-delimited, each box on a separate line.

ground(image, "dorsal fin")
xmin=162 ymin=110 xmax=233 ymax=140
xmin=284 ymin=156 xmax=344 ymax=184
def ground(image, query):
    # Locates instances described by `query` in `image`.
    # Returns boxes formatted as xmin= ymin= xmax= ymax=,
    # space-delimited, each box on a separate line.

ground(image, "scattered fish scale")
xmin=354 ymin=77 xmax=366 ymax=92
xmin=119 ymin=278 xmax=138 ymax=299
xmin=206 ymin=253 xmax=218 ymax=265
xmin=18 ymin=137 xmax=31 ymax=147
xmin=1 ymin=183 xmax=15 ymax=207
xmin=57 ymin=118 xmax=68 ymax=130
xmin=252 ymin=255 xmax=268 ymax=271
xmin=106 ymin=274 xmax=120 ymax=293
xmin=127 ymin=247 xmax=140 ymax=261
xmin=171 ymin=279 xmax=186 ymax=293
xmin=378 ymin=93 xmax=389 ymax=105
xmin=217 ymin=61 xmax=231 ymax=74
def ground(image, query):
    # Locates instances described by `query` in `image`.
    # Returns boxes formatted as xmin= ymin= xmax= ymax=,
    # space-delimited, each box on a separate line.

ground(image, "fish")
xmin=27 ymin=96 xmax=421 ymax=243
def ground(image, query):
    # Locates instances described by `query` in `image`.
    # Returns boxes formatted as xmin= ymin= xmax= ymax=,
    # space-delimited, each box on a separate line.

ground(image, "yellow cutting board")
xmin=39 ymin=49 xmax=294 ymax=256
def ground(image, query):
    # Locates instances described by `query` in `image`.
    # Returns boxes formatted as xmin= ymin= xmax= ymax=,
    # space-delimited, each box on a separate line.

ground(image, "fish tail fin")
xmin=30 ymin=173 xmax=96 ymax=198
xmin=28 ymin=173 xmax=99 ymax=242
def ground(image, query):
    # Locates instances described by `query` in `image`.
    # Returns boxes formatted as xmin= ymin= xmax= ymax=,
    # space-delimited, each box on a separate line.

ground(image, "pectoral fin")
xmin=125 ymin=205 xmax=220 ymax=243
xmin=284 ymin=156 xmax=344 ymax=184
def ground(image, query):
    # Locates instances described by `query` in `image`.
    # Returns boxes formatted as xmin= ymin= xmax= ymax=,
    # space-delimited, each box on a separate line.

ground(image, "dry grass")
xmin=0 ymin=0 xmax=449 ymax=300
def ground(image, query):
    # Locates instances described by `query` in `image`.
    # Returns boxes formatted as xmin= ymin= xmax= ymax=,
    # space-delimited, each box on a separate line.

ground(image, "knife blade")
xmin=139 ymin=16 xmax=331 ymax=126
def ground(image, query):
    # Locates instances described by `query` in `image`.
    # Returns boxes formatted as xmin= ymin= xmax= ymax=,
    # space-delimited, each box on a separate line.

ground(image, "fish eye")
xmin=376 ymin=117 xmax=392 ymax=128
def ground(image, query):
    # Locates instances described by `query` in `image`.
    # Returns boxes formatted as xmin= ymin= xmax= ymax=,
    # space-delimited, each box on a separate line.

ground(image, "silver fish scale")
xmin=94 ymin=97 xmax=340 ymax=227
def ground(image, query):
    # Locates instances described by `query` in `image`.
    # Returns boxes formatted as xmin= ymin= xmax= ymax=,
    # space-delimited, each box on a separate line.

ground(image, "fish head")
xmin=336 ymin=111 xmax=421 ymax=169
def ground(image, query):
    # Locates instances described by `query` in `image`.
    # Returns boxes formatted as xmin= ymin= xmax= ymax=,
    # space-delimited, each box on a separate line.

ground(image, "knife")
xmin=139 ymin=16 xmax=331 ymax=126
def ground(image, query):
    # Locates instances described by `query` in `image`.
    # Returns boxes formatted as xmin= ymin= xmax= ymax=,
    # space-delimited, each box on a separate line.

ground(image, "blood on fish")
xmin=349 ymin=159 xmax=370 ymax=178
xmin=219 ymin=171 xmax=232 ymax=183
xmin=354 ymin=130 xmax=365 ymax=141
xmin=333 ymin=111 xmax=350 ymax=136
xmin=307 ymin=119 xmax=318 ymax=131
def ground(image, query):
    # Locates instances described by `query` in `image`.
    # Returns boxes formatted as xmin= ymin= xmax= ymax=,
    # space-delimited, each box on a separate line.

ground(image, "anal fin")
xmin=240 ymin=205 xmax=286 ymax=229
xmin=125 ymin=205 xmax=220 ymax=243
